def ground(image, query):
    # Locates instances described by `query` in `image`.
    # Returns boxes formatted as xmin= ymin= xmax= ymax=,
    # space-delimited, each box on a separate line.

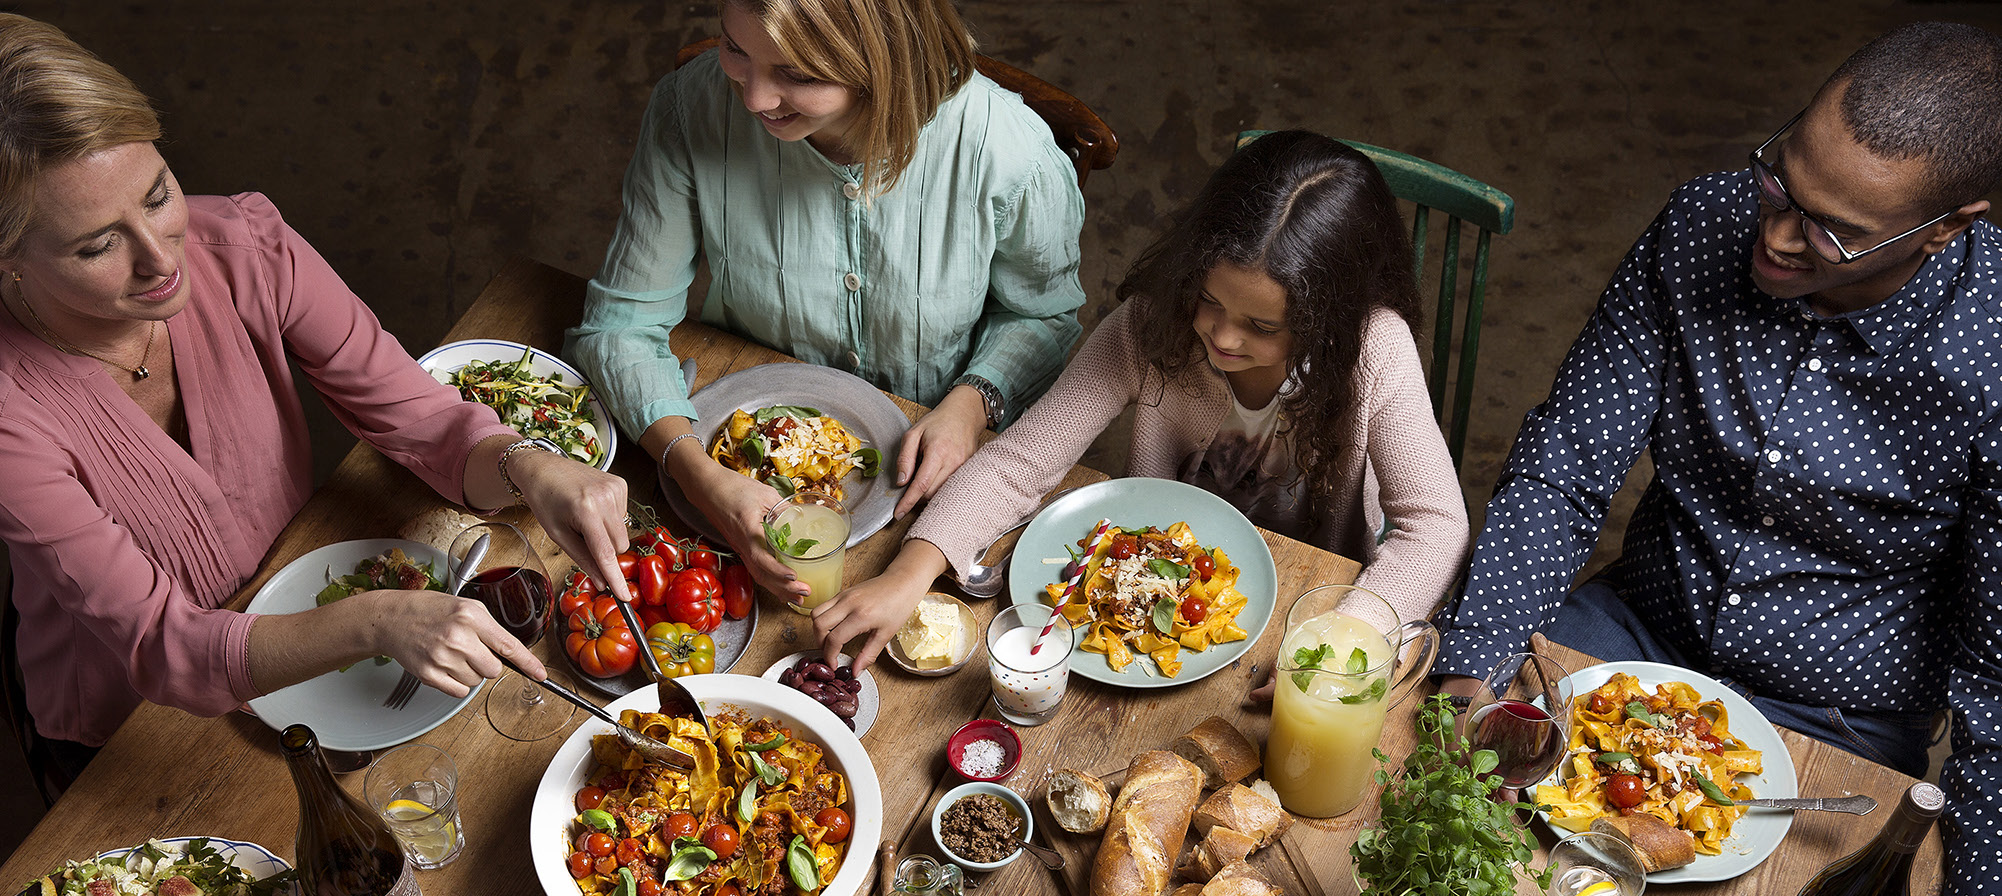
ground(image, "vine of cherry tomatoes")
xmin=559 ymin=526 xmax=753 ymax=679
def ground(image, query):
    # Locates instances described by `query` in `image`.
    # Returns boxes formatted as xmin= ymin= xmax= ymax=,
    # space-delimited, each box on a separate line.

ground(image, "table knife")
xmin=1735 ymin=794 xmax=1878 ymax=814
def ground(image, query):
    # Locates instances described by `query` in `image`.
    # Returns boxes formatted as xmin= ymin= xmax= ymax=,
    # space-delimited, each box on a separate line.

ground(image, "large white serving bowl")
xmin=529 ymin=673 xmax=884 ymax=896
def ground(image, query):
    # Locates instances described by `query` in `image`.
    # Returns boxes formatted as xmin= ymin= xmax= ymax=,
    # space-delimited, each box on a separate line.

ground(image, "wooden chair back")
xmin=675 ymin=38 xmax=1117 ymax=186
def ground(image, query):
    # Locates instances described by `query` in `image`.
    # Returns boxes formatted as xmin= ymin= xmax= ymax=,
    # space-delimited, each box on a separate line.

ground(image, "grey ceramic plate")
xmin=566 ymin=603 xmax=758 ymax=699
xmin=660 ymin=363 xmax=910 ymax=547
xmin=1007 ymin=479 xmax=1279 ymax=688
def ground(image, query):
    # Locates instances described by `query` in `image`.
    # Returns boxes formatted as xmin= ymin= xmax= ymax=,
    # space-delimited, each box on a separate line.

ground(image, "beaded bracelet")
xmin=658 ymin=431 xmax=701 ymax=471
xmin=498 ymin=437 xmax=561 ymax=503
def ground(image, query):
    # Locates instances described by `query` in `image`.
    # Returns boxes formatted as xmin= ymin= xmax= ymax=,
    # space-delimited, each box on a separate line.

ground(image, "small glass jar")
xmin=894 ymin=854 xmax=965 ymax=895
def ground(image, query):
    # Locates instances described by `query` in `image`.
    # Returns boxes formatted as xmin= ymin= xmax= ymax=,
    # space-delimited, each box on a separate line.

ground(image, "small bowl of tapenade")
xmin=932 ymin=781 xmax=1031 ymax=871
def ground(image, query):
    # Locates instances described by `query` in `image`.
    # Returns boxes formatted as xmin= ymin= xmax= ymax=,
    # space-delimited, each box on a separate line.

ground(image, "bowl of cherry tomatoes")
xmin=558 ymin=524 xmax=759 ymax=696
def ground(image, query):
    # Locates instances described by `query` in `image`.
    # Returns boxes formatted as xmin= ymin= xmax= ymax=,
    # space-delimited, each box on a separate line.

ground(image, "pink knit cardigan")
xmin=907 ymin=299 xmax=1469 ymax=623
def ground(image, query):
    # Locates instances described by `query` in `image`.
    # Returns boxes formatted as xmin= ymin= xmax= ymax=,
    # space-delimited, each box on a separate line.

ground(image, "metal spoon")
xmin=1010 ymin=824 xmax=1065 ymax=870
xmin=500 ymin=655 xmax=696 ymax=768
xmin=612 ymin=595 xmax=710 ymax=729
xmin=955 ymin=487 xmax=1076 ymax=598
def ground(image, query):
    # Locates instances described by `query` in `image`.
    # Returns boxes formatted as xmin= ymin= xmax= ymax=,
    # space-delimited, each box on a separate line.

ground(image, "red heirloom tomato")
xmin=721 ymin=563 xmax=754 ymax=620
xmin=633 ymin=550 xmax=672 ymax=607
xmin=558 ymin=569 xmax=597 ymax=619
xmin=667 ymin=568 xmax=724 ymax=632
xmin=815 ymin=807 xmax=852 ymax=843
xmin=1606 ymin=774 xmax=1647 ymax=809
xmin=700 ymin=823 xmax=740 ymax=859
xmin=686 ymin=543 xmax=723 ymax=572
xmin=565 ymin=596 xmax=638 ymax=678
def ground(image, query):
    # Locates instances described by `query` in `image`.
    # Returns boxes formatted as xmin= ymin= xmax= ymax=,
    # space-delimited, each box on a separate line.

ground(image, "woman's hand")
xmin=811 ymin=541 xmax=950 ymax=671
xmin=511 ymin=449 xmax=632 ymax=603
xmin=676 ymin=453 xmax=808 ymax=601
xmin=893 ymin=385 xmax=989 ymax=518
xmin=368 ymin=590 xmax=549 ymax=694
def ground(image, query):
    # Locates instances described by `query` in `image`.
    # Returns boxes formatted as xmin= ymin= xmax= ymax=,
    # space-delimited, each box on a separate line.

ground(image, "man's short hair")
xmin=1831 ymin=22 xmax=2002 ymax=212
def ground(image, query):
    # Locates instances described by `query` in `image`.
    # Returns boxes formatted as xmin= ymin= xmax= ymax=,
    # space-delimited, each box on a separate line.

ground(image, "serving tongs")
xmin=504 ymin=655 xmax=696 ymax=769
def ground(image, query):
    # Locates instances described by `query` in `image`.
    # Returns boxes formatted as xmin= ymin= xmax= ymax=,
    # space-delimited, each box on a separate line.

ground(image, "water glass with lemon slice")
xmin=1548 ymin=831 xmax=1647 ymax=896
xmin=363 ymin=743 xmax=464 ymax=870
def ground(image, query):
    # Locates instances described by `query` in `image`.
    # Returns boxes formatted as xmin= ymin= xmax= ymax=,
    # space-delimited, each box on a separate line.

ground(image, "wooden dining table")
xmin=0 ymin=256 xmax=1939 ymax=895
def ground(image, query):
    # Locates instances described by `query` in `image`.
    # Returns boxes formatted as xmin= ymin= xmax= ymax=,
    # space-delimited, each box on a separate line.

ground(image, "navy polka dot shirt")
xmin=1440 ymin=170 xmax=2002 ymax=888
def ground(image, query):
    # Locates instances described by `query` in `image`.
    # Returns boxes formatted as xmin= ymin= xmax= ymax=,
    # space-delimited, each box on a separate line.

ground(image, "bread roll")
xmin=1170 ymin=716 xmax=1261 ymax=789
xmin=1170 ymin=886 xmax=1205 ymax=896
xmin=398 ymin=507 xmax=481 ymax=556
xmin=1591 ymin=814 xmax=1696 ymax=871
xmin=1175 ymin=825 xmax=1258 ymax=882
xmin=1090 ymin=751 xmax=1202 ymax=896
xmin=1200 ymin=861 xmax=1281 ymax=896
xmin=1192 ymin=783 xmax=1292 ymax=848
xmin=1047 ymin=768 xmax=1112 ymax=834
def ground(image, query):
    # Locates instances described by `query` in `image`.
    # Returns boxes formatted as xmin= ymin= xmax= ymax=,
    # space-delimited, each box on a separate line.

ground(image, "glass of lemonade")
xmin=1267 ymin=584 xmax=1437 ymax=817
xmin=764 ymin=491 xmax=851 ymax=614
xmin=363 ymin=743 xmax=464 ymax=870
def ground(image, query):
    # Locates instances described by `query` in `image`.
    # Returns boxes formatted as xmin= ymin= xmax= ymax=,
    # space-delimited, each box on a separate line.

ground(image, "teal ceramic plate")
xmin=1007 ymin=479 xmax=1278 ymax=688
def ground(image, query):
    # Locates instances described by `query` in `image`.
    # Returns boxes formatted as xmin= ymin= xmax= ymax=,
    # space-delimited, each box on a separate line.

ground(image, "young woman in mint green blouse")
xmin=567 ymin=0 xmax=1086 ymax=596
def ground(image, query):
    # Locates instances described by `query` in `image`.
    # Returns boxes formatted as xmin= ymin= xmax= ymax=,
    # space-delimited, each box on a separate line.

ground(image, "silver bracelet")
xmin=658 ymin=432 xmax=701 ymax=471
xmin=498 ymin=437 xmax=562 ymax=504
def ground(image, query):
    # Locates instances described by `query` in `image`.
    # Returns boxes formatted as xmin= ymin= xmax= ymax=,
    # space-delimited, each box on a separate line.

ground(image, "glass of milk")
xmin=985 ymin=604 xmax=1072 ymax=726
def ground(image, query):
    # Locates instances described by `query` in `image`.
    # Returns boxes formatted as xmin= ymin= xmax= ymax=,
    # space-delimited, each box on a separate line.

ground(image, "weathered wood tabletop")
xmin=0 ymin=257 xmax=1938 ymax=895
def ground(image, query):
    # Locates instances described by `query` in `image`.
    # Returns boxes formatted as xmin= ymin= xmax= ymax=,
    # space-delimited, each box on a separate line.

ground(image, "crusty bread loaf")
xmin=1199 ymin=861 xmax=1281 ymax=895
xmin=1592 ymin=814 xmax=1696 ymax=871
xmin=1192 ymin=783 xmax=1292 ymax=848
xmin=1089 ymin=751 xmax=1202 ymax=896
xmin=1047 ymin=768 xmax=1112 ymax=834
xmin=398 ymin=507 xmax=481 ymax=556
xmin=1169 ymin=886 xmax=1204 ymax=896
xmin=1175 ymin=825 xmax=1259 ymax=882
xmin=1170 ymin=716 xmax=1261 ymax=790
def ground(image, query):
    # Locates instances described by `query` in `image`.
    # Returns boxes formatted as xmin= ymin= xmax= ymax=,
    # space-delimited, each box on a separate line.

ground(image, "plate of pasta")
xmin=1533 ymin=661 xmax=1798 ymax=882
xmin=663 ymin=363 xmax=910 ymax=548
xmin=1007 ymin=478 xmax=1277 ymax=687
xmin=529 ymin=674 xmax=881 ymax=896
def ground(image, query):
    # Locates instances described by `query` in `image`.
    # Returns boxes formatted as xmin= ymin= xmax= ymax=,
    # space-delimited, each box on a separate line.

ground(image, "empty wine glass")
xmin=447 ymin=521 xmax=573 ymax=741
xmin=1548 ymin=831 xmax=1647 ymax=896
xmin=1463 ymin=652 xmax=1572 ymax=793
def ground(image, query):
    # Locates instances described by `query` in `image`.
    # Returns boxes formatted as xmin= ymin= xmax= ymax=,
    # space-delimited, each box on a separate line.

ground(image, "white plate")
xmin=1537 ymin=660 xmax=1799 ymax=883
xmin=418 ymin=338 xmax=618 ymax=471
xmin=245 ymin=538 xmax=480 ymax=752
xmin=529 ymin=674 xmax=882 ymax=896
xmin=662 ymin=363 xmax=910 ymax=547
xmin=1007 ymin=478 xmax=1279 ymax=687
xmin=91 ymin=835 xmax=292 ymax=879
xmin=761 ymin=651 xmax=879 ymax=737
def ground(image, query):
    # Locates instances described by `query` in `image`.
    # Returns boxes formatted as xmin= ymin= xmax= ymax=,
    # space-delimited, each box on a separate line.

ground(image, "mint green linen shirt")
xmin=566 ymin=52 xmax=1087 ymax=438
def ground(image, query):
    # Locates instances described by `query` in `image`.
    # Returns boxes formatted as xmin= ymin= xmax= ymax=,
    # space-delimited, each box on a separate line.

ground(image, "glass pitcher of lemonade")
xmin=1267 ymin=584 xmax=1437 ymax=817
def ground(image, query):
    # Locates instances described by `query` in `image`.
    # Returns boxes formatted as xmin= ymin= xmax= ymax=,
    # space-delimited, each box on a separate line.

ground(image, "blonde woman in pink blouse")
xmin=0 ymin=15 xmax=631 ymax=796
xmin=815 ymin=131 xmax=1470 ymax=671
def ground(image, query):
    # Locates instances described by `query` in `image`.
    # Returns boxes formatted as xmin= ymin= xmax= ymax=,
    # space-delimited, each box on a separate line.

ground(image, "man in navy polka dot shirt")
xmin=1438 ymin=23 xmax=2002 ymax=886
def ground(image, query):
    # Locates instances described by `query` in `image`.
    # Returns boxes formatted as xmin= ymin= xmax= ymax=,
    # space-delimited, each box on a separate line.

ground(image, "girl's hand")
xmin=892 ymin=386 xmax=988 ymax=518
xmin=675 ymin=455 xmax=808 ymax=600
xmin=511 ymin=450 xmax=632 ymax=603
xmin=367 ymin=590 xmax=549 ymax=695
xmin=810 ymin=541 xmax=950 ymax=671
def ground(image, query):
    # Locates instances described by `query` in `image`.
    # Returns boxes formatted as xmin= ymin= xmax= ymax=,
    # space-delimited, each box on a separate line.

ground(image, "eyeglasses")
xmin=1750 ymin=110 xmax=1958 ymax=265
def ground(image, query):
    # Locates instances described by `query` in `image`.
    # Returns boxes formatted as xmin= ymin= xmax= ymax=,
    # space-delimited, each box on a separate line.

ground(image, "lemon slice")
xmin=384 ymin=799 xmax=436 ymax=819
xmin=1578 ymin=881 xmax=1620 ymax=896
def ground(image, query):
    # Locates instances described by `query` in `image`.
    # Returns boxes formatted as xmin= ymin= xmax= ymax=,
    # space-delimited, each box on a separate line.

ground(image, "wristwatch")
xmin=953 ymin=374 xmax=1006 ymax=428
xmin=1445 ymin=693 xmax=1475 ymax=712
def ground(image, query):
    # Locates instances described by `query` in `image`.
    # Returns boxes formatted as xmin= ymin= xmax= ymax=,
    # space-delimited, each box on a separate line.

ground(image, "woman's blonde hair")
xmin=739 ymin=0 xmax=975 ymax=197
xmin=0 ymin=14 xmax=161 ymax=258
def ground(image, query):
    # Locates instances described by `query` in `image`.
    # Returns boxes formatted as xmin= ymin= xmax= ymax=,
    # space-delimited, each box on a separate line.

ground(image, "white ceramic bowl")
xmin=418 ymin=338 xmax=618 ymax=471
xmin=931 ymin=781 xmax=1031 ymax=871
xmin=529 ymin=674 xmax=883 ymax=896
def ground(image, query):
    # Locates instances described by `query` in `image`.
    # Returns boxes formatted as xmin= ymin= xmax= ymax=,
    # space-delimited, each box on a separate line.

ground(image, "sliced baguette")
xmin=1170 ymin=716 xmax=1261 ymax=790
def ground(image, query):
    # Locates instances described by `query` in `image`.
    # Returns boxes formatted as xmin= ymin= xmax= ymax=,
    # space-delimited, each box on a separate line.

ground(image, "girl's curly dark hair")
xmin=1119 ymin=130 xmax=1422 ymax=510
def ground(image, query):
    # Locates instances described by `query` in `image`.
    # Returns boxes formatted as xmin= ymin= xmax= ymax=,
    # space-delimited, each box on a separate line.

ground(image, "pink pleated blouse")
xmin=0 ymin=193 xmax=514 ymax=746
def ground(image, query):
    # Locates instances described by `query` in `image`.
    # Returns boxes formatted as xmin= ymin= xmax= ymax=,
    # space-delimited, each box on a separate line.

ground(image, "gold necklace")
xmin=13 ymin=286 xmax=158 ymax=380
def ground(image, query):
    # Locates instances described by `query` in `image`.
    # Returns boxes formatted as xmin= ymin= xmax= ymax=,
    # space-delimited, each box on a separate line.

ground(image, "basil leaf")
xmin=748 ymin=749 xmax=787 ymax=787
xmin=1594 ymin=751 xmax=1633 ymax=766
xmin=743 ymin=733 xmax=788 ymax=752
xmin=1338 ymin=676 xmax=1389 ymax=705
xmin=578 ymin=808 xmax=618 ymax=832
xmin=739 ymin=434 xmax=766 ymax=467
xmin=1344 ymin=647 xmax=1371 ymax=675
xmin=614 ymin=868 xmax=637 ymax=896
xmin=790 ymin=537 xmax=820 ymax=556
xmin=766 ymin=474 xmax=797 ymax=497
xmin=1291 ymin=669 xmax=1317 ymax=693
xmin=754 ymin=405 xmax=821 ymax=423
xmin=854 ymin=446 xmax=882 ymax=477
xmin=764 ymin=520 xmax=790 ymax=554
xmin=1146 ymin=558 xmax=1191 ymax=580
xmin=1151 ymin=597 xmax=1177 ymax=634
xmin=662 ymin=838 xmax=717 ymax=881
xmin=1624 ymin=701 xmax=1666 ymax=728
xmin=737 ymin=779 xmax=758 ymax=825
xmin=786 ymin=834 xmax=821 ymax=891
xmin=1693 ymin=770 xmax=1734 ymax=806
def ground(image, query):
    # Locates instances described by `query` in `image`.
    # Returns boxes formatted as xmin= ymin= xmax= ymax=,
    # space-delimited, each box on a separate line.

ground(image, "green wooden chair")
xmin=1236 ymin=131 xmax=1515 ymax=468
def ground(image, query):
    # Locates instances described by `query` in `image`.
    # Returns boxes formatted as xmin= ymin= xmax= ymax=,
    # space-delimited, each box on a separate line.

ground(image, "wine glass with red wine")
xmin=446 ymin=521 xmax=573 ymax=741
xmin=1463 ymin=652 xmax=1572 ymax=793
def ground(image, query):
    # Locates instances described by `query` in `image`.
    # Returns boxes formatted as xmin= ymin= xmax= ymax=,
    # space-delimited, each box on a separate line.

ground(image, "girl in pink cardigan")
xmin=813 ymin=130 xmax=1470 ymax=670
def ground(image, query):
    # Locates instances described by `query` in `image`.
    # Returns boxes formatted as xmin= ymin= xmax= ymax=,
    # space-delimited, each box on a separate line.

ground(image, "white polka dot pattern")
xmin=1437 ymin=170 xmax=2002 ymax=889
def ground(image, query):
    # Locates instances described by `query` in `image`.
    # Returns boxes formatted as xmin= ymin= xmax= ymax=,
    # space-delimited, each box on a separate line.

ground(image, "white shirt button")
xmin=1806 ymin=358 xmax=1823 ymax=372
xmin=843 ymin=272 xmax=862 ymax=291
xmin=1726 ymin=595 xmax=1743 ymax=606
xmin=1761 ymin=515 xmax=1775 ymax=527
xmin=843 ymin=182 xmax=861 ymax=200
xmin=843 ymin=350 xmax=860 ymax=370
xmin=1766 ymin=449 xmax=1783 ymax=463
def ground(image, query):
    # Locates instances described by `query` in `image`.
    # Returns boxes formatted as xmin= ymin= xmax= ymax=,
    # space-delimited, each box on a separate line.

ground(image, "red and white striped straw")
xmin=1035 ymin=518 xmax=1113 ymax=655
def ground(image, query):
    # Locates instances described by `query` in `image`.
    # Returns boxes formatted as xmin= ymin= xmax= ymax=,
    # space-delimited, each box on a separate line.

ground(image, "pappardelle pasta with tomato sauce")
xmin=1535 ymin=673 xmax=1763 ymax=855
xmin=566 ymin=710 xmax=853 ymax=895
xmin=1043 ymin=521 xmax=1249 ymax=678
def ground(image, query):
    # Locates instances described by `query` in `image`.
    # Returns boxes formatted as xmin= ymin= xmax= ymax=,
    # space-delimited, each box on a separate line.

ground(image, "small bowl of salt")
xmin=947 ymin=718 xmax=1021 ymax=782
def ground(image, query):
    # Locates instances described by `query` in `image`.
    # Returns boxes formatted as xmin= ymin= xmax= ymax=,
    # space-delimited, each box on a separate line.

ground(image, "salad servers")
xmin=1733 ymin=794 xmax=1878 ymax=814
xmin=954 ymin=487 xmax=1076 ymax=598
